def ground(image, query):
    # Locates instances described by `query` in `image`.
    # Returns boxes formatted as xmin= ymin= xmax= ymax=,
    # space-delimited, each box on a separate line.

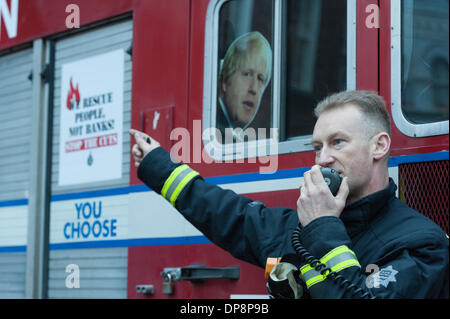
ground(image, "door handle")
xmin=162 ymin=264 xmax=240 ymax=282
xmin=160 ymin=264 xmax=240 ymax=294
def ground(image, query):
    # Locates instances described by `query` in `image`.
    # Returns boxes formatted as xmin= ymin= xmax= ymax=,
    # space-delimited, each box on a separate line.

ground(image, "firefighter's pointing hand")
xmin=129 ymin=129 xmax=160 ymax=168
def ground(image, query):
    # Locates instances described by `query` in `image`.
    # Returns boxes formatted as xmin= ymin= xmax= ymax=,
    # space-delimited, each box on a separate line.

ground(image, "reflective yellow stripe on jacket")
xmin=300 ymin=245 xmax=361 ymax=289
xmin=161 ymin=164 xmax=199 ymax=206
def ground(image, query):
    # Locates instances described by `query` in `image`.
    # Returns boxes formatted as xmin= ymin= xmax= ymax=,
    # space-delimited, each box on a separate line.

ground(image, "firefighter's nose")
xmin=316 ymin=148 xmax=335 ymax=167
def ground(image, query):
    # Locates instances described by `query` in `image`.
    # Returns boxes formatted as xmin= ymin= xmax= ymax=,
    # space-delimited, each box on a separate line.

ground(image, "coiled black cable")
xmin=291 ymin=226 xmax=375 ymax=299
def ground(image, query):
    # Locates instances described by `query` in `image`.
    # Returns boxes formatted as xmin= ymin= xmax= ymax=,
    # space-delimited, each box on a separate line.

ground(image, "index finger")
xmin=310 ymin=165 xmax=326 ymax=186
xmin=128 ymin=128 xmax=139 ymax=136
xmin=129 ymin=129 xmax=148 ymax=143
xmin=129 ymin=128 xmax=144 ymax=139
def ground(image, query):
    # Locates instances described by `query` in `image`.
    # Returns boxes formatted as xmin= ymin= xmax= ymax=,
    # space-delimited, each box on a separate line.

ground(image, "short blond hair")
xmin=315 ymin=90 xmax=391 ymax=138
xmin=219 ymin=31 xmax=272 ymax=90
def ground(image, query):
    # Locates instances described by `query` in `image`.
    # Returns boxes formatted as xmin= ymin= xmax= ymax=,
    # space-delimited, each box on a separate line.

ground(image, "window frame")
xmin=203 ymin=0 xmax=356 ymax=161
xmin=390 ymin=0 xmax=449 ymax=137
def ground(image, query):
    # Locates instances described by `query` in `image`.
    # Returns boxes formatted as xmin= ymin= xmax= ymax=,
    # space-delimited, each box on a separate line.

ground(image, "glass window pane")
xmin=216 ymin=0 xmax=274 ymax=144
xmin=401 ymin=0 xmax=449 ymax=124
xmin=283 ymin=0 xmax=347 ymax=139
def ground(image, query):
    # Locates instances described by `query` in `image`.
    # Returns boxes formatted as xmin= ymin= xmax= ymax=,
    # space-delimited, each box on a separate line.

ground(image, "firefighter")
xmin=129 ymin=90 xmax=449 ymax=298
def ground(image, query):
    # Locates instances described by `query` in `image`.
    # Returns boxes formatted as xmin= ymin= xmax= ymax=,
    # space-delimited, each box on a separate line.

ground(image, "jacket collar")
xmin=340 ymin=178 xmax=397 ymax=238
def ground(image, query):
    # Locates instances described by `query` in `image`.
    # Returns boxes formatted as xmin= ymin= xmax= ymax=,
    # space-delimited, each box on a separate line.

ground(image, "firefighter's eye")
xmin=333 ymin=139 xmax=344 ymax=147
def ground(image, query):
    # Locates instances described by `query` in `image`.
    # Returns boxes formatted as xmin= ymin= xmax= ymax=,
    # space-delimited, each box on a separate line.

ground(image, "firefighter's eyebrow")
xmin=310 ymin=139 xmax=321 ymax=148
xmin=328 ymin=131 xmax=350 ymax=141
xmin=310 ymin=136 xmax=321 ymax=146
xmin=311 ymin=131 xmax=349 ymax=145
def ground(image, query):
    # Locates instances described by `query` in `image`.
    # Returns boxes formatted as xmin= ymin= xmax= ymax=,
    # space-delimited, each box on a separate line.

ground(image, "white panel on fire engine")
xmin=0 ymin=47 xmax=33 ymax=298
xmin=58 ymin=50 xmax=124 ymax=186
xmin=48 ymin=19 xmax=132 ymax=299
xmin=52 ymin=23 xmax=131 ymax=191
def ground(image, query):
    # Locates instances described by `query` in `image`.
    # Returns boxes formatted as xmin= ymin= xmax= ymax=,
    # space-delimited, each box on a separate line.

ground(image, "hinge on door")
xmin=126 ymin=44 xmax=132 ymax=56
xmin=40 ymin=63 xmax=52 ymax=83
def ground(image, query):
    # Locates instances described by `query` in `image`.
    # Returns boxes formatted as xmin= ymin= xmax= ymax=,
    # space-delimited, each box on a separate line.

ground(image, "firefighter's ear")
xmin=371 ymin=132 xmax=390 ymax=161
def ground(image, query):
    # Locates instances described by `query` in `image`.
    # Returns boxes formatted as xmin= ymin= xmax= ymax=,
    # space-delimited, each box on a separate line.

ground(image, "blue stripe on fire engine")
xmin=48 ymin=236 xmax=212 ymax=250
xmin=0 ymin=245 xmax=27 ymax=253
xmin=0 ymin=198 xmax=28 ymax=208
xmin=0 ymin=151 xmax=447 ymax=252
xmin=0 ymin=151 xmax=447 ymax=207
xmin=388 ymin=151 xmax=448 ymax=167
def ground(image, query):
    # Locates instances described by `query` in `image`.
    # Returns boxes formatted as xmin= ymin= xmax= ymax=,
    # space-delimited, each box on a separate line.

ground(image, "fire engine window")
xmin=282 ymin=0 xmax=347 ymax=140
xmin=216 ymin=0 xmax=274 ymax=144
xmin=401 ymin=0 xmax=449 ymax=124
xmin=204 ymin=0 xmax=354 ymax=158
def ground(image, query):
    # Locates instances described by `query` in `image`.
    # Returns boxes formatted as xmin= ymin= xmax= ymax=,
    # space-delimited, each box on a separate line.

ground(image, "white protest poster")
xmin=58 ymin=50 xmax=124 ymax=186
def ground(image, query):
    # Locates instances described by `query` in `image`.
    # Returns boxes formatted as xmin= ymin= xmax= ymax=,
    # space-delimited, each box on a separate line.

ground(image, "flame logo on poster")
xmin=66 ymin=77 xmax=81 ymax=110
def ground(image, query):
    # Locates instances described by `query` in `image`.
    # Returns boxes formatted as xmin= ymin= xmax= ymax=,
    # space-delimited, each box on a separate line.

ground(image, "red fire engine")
xmin=0 ymin=0 xmax=447 ymax=298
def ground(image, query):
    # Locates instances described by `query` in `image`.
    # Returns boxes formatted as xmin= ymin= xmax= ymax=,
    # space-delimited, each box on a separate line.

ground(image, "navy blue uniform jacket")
xmin=138 ymin=147 xmax=449 ymax=298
